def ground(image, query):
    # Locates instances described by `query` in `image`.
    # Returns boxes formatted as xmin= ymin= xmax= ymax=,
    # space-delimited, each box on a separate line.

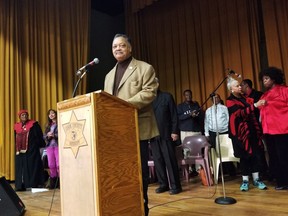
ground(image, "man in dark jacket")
xmin=177 ymin=89 xmax=204 ymax=142
xmin=240 ymin=79 xmax=263 ymax=121
xmin=150 ymin=83 xmax=182 ymax=195
xmin=177 ymin=89 xmax=204 ymax=176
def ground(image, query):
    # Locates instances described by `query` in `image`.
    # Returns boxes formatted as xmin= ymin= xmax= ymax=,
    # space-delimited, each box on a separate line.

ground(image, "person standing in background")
xmin=104 ymin=33 xmax=159 ymax=216
xmin=14 ymin=110 xmax=45 ymax=191
xmin=177 ymin=89 xmax=204 ymax=142
xmin=204 ymin=93 xmax=229 ymax=148
xmin=204 ymin=93 xmax=236 ymax=176
xmin=150 ymin=78 xmax=182 ymax=195
xmin=43 ymin=109 xmax=59 ymax=189
xmin=177 ymin=89 xmax=204 ymax=176
xmin=240 ymin=79 xmax=263 ymax=121
xmin=257 ymin=67 xmax=288 ymax=190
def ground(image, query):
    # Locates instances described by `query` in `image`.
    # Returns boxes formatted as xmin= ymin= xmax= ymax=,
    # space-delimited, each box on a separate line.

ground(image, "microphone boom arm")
xmin=198 ymin=74 xmax=229 ymax=111
xmin=72 ymin=70 xmax=87 ymax=98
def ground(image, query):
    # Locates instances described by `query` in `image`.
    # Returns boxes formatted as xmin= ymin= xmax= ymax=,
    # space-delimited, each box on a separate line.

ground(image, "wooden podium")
xmin=57 ymin=90 xmax=144 ymax=216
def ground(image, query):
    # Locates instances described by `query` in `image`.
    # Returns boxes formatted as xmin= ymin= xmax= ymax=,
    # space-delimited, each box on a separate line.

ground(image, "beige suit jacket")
xmin=104 ymin=58 xmax=159 ymax=140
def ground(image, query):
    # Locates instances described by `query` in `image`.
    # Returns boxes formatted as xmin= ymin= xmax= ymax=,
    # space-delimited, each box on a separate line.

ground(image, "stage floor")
xmin=14 ymin=174 xmax=288 ymax=216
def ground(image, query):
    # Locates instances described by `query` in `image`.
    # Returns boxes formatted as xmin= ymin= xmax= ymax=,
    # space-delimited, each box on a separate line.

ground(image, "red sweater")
xmin=259 ymin=84 xmax=288 ymax=135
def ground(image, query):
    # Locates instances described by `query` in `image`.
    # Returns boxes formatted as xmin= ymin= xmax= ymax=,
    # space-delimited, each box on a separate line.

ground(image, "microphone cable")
xmin=47 ymin=177 xmax=59 ymax=216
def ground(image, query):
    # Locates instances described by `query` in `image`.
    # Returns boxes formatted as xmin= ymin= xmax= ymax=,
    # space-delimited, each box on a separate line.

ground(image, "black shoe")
xmin=169 ymin=188 xmax=182 ymax=195
xmin=155 ymin=186 xmax=169 ymax=193
xmin=275 ymin=185 xmax=288 ymax=190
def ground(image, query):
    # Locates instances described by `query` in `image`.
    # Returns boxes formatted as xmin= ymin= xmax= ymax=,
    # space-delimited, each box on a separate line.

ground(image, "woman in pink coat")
xmin=43 ymin=109 xmax=59 ymax=189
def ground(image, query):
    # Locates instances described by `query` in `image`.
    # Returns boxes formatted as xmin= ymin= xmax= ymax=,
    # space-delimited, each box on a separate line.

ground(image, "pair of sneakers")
xmin=240 ymin=179 xmax=267 ymax=191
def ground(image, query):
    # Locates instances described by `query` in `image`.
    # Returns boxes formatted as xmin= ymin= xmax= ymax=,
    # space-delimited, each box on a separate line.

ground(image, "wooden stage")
xmin=14 ymin=174 xmax=288 ymax=216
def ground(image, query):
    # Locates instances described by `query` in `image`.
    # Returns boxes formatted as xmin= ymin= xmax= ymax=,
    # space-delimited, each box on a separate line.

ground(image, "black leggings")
xmin=239 ymin=152 xmax=263 ymax=176
xmin=265 ymin=134 xmax=288 ymax=186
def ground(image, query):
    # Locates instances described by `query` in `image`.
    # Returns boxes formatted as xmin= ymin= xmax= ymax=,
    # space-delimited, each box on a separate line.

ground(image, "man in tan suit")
xmin=104 ymin=34 xmax=159 ymax=216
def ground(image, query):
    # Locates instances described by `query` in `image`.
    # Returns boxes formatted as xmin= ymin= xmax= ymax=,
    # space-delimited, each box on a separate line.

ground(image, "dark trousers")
xmin=150 ymin=137 xmax=181 ymax=190
xmin=208 ymin=130 xmax=228 ymax=148
xmin=15 ymin=153 xmax=44 ymax=190
xmin=239 ymin=152 xmax=263 ymax=176
xmin=140 ymin=140 xmax=150 ymax=216
xmin=265 ymin=134 xmax=288 ymax=186
xmin=231 ymin=136 xmax=263 ymax=176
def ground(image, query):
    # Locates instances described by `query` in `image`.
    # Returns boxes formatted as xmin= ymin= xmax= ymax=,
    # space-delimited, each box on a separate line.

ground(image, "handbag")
xmin=198 ymin=166 xmax=213 ymax=186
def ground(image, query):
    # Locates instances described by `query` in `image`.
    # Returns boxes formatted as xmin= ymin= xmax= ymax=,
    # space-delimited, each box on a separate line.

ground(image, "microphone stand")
xmin=213 ymin=96 xmax=236 ymax=205
xmin=199 ymin=74 xmax=229 ymax=111
xmin=72 ymin=70 xmax=88 ymax=98
xmin=200 ymin=73 xmax=237 ymax=205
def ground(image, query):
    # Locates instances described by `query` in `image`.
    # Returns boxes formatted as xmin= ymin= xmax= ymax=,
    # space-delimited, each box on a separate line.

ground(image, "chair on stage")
xmin=177 ymin=135 xmax=213 ymax=186
xmin=210 ymin=134 xmax=240 ymax=184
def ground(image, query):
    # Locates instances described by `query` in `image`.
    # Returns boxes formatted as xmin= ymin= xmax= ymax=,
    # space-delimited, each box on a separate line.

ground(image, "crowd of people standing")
xmin=11 ymin=32 xmax=288 ymax=216
xmin=148 ymin=67 xmax=288 ymax=200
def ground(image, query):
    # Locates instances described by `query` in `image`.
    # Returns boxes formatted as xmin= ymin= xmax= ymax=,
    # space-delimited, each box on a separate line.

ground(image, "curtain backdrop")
xmin=0 ymin=0 xmax=90 ymax=180
xmin=2 ymin=0 xmax=288 ymax=181
xmin=125 ymin=0 xmax=288 ymax=106
xmin=262 ymin=0 xmax=288 ymax=71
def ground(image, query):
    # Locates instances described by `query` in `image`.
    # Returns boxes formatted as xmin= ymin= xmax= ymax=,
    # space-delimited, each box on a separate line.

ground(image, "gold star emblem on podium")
xmin=62 ymin=111 xmax=87 ymax=158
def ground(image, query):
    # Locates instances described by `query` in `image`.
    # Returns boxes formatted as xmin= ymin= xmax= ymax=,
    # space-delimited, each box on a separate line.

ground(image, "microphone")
xmin=227 ymin=69 xmax=241 ymax=78
xmin=76 ymin=58 xmax=99 ymax=75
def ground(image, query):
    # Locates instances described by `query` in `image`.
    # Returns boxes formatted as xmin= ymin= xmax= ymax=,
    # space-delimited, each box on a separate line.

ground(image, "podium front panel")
xmin=57 ymin=92 xmax=144 ymax=216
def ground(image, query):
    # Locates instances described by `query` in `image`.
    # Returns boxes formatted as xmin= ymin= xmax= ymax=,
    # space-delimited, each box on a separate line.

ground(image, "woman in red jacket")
xmin=257 ymin=67 xmax=288 ymax=190
xmin=226 ymin=77 xmax=267 ymax=191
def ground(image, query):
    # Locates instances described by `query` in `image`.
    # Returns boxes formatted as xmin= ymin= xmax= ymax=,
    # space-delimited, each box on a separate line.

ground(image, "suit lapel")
xmin=105 ymin=66 xmax=117 ymax=94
